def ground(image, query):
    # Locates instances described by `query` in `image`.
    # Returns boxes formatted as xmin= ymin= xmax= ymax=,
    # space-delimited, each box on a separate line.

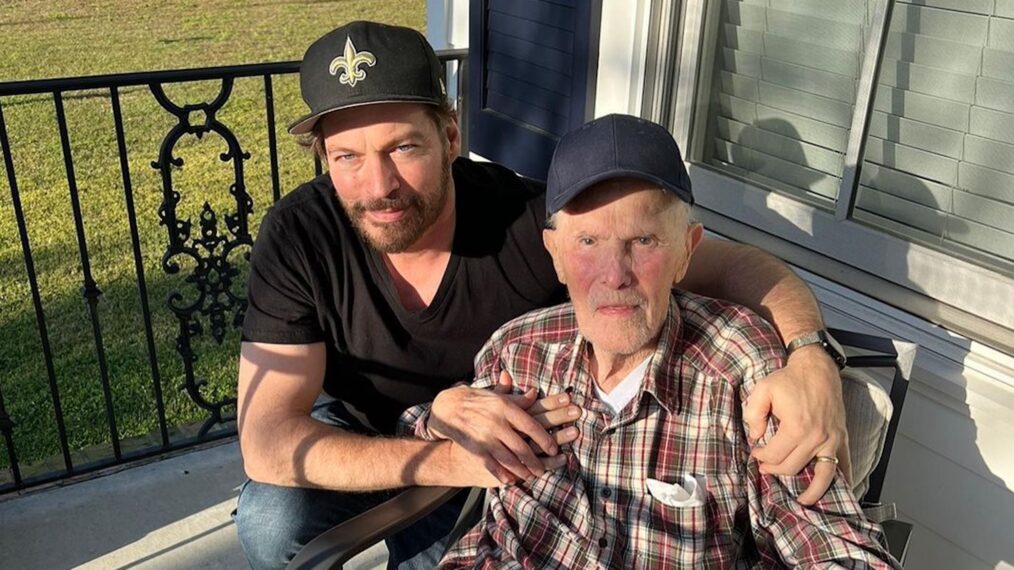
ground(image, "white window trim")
xmin=802 ymin=264 xmax=1014 ymax=419
xmin=670 ymin=0 xmax=1014 ymax=348
xmin=693 ymin=165 xmax=1013 ymax=335
xmin=592 ymin=0 xmax=653 ymax=117
xmin=834 ymin=0 xmax=892 ymax=220
xmin=426 ymin=0 xmax=468 ymax=49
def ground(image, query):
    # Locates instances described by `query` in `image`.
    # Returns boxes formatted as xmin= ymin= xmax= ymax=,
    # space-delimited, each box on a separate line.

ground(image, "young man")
xmin=402 ymin=114 xmax=897 ymax=569
xmin=236 ymin=21 xmax=850 ymax=570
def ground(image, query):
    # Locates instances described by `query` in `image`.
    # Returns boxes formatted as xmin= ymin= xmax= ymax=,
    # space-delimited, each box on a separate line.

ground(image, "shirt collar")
xmin=640 ymin=293 xmax=685 ymax=416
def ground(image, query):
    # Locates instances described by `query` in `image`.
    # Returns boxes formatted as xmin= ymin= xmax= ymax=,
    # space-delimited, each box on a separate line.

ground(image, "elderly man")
xmin=402 ymin=115 xmax=898 ymax=569
xmin=237 ymin=20 xmax=855 ymax=570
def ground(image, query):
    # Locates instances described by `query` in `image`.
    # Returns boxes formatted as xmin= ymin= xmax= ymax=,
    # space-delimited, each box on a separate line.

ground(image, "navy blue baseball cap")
xmin=546 ymin=114 xmax=693 ymax=215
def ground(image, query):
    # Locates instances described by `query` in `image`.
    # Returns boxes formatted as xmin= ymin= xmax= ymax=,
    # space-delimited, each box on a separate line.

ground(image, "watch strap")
xmin=786 ymin=331 xmax=822 ymax=354
xmin=785 ymin=330 xmax=847 ymax=369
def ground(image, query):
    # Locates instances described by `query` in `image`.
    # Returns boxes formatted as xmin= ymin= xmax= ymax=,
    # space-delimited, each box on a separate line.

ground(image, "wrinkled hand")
xmin=430 ymin=371 xmax=581 ymax=485
xmin=446 ymin=436 xmax=571 ymax=488
xmin=744 ymin=345 xmax=852 ymax=505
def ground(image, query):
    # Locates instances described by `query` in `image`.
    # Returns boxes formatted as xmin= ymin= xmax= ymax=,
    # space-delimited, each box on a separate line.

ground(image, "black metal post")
xmin=264 ymin=75 xmax=282 ymax=204
xmin=110 ymin=86 xmax=170 ymax=448
xmin=0 ymin=384 xmax=21 ymax=486
xmin=1 ymin=99 xmax=72 ymax=477
xmin=53 ymin=91 xmax=122 ymax=460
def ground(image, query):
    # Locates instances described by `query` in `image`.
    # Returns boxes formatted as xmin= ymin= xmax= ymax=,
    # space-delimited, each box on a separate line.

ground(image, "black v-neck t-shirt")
xmin=242 ymin=158 xmax=565 ymax=433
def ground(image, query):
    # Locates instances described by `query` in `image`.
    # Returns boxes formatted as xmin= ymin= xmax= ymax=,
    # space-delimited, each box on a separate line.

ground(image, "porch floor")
xmin=0 ymin=440 xmax=387 ymax=569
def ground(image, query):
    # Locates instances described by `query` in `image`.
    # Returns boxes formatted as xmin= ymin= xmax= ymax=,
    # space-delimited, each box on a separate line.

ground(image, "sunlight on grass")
xmin=0 ymin=0 xmax=425 ymax=473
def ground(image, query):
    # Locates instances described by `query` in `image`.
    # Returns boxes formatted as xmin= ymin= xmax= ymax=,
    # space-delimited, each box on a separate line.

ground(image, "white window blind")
xmin=697 ymin=0 xmax=1014 ymax=276
xmin=699 ymin=0 xmax=873 ymax=207
xmin=856 ymin=1 xmax=1014 ymax=276
xmin=681 ymin=0 xmax=1014 ymax=340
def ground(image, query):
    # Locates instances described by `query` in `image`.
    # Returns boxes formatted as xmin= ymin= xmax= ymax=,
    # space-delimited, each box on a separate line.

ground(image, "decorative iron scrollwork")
xmin=150 ymin=79 xmax=251 ymax=436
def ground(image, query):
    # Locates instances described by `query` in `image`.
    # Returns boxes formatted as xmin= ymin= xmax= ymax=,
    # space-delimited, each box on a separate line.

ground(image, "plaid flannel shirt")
xmin=400 ymin=291 xmax=899 ymax=569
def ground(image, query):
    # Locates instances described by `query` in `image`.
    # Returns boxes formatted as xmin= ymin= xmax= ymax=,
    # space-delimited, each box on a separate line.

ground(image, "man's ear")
xmin=445 ymin=113 xmax=461 ymax=161
xmin=542 ymin=229 xmax=567 ymax=285
xmin=673 ymin=222 xmax=705 ymax=284
xmin=686 ymin=222 xmax=704 ymax=258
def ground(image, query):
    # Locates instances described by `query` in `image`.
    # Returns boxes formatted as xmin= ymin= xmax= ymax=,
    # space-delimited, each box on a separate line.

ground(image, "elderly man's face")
xmin=320 ymin=103 xmax=460 ymax=253
xmin=543 ymin=179 xmax=703 ymax=356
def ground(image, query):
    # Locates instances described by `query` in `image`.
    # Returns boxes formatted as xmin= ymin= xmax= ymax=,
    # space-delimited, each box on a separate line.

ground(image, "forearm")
xmin=238 ymin=341 xmax=488 ymax=490
xmin=681 ymin=238 xmax=823 ymax=343
xmin=241 ymin=416 xmax=471 ymax=491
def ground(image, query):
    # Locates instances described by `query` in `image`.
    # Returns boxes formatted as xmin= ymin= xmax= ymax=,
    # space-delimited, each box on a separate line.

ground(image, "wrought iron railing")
xmin=0 ymin=49 xmax=469 ymax=494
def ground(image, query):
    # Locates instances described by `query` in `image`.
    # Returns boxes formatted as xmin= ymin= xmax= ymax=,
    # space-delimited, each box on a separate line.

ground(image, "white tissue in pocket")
xmin=646 ymin=473 xmax=707 ymax=507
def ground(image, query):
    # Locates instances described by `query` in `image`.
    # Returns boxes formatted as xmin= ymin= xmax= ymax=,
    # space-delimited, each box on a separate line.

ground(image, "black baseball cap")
xmin=546 ymin=114 xmax=693 ymax=215
xmin=289 ymin=21 xmax=446 ymax=135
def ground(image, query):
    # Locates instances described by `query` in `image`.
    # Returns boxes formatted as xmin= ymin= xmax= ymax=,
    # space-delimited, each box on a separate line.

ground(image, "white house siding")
xmin=806 ymin=269 xmax=1014 ymax=569
xmin=428 ymin=1 xmax=1014 ymax=567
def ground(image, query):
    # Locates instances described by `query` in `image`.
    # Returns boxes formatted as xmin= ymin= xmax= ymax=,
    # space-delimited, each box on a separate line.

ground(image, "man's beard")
xmin=581 ymin=291 xmax=659 ymax=356
xmin=344 ymin=155 xmax=452 ymax=253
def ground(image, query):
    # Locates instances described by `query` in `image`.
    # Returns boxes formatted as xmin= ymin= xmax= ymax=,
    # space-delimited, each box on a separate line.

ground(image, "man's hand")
xmin=744 ymin=346 xmax=852 ymax=505
xmin=429 ymin=371 xmax=581 ymax=485
xmin=446 ymin=436 xmax=571 ymax=488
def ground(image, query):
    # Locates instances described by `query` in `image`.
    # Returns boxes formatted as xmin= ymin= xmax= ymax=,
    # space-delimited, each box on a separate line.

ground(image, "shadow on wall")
xmin=728 ymin=118 xmax=1012 ymax=569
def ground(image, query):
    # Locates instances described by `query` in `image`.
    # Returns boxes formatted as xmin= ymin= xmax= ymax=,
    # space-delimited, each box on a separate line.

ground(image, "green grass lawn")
xmin=0 ymin=0 xmax=425 ymax=478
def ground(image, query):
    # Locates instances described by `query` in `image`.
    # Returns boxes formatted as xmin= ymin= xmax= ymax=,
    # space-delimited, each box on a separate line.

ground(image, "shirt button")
xmin=600 ymin=487 xmax=612 ymax=499
xmin=598 ymin=537 xmax=608 ymax=548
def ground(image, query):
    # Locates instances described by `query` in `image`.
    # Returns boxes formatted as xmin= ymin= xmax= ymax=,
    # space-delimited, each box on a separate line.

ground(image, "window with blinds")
xmin=855 ymin=1 xmax=1014 ymax=275
xmin=698 ymin=0 xmax=872 ymax=208
xmin=695 ymin=0 xmax=1014 ymax=276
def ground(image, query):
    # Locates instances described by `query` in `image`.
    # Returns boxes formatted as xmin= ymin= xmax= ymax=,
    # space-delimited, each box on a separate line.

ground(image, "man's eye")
xmin=635 ymin=236 xmax=656 ymax=247
xmin=332 ymin=153 xmax=356 ymax=162
xmin=578 ymin=237 xmax=595 ymax=246
xmin=394 ymin=144 xmax=417 ymax=153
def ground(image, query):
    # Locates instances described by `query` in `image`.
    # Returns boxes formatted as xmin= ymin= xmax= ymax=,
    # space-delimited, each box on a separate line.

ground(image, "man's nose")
xmin=363 ymin=154 xmax=400 ymax=199
xmin=600 ymin=246 xmax=634 ymax=289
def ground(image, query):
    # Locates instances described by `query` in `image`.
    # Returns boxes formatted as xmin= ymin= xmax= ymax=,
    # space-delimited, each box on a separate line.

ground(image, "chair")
xmin=832 ymin=328 xmax=916 ymax=564
xmin=286 ymin=329 xmax=916 ymax=569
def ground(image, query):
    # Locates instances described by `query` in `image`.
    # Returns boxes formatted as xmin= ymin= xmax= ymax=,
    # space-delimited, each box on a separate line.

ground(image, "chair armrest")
xmin=881 ymin=519 xmax=913 ymax=565
xmin=828 ymin=328 xmax=917 ymax=380
xmin=286 ymin=486 xmax=461 ymax=570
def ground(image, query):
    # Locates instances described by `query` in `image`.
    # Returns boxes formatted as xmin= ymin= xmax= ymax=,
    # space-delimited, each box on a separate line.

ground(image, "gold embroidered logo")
xmin=328 ymin=36 xmax=376 ymax=87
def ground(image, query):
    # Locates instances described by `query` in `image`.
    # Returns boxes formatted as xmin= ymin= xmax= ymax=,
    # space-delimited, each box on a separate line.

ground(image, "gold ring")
xmin=814 ymin=455 xmax=839 ymax=465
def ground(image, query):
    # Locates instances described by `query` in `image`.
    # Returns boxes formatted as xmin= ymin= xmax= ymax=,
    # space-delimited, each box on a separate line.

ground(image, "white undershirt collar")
xmin=592 ymin=355 xmax=652 ymax=415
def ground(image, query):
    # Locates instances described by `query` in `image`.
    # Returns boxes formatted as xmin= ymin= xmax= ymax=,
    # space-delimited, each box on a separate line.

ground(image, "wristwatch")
xmin=785 ymin=330 xmax=847 ymax=369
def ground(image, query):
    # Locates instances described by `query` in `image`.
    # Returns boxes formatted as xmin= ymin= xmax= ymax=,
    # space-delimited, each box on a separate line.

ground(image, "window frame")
xmin=662 ymin=0 xmax=1014 ymax=352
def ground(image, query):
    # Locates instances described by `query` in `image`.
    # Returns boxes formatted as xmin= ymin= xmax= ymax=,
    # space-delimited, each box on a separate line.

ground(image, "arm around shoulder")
xmin=686 ymin=238 xmax=850 ymax=496
xmin=679 ymin=237 xmax=823 ymax=343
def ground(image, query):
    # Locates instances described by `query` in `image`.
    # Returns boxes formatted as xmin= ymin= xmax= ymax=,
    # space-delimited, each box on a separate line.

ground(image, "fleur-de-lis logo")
xmin=328 ymin=36 xmax=376 ymax=87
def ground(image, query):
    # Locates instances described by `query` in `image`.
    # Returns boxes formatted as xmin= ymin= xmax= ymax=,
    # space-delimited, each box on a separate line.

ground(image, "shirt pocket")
xmin=633 ymin=472 xmax=742 ymax=568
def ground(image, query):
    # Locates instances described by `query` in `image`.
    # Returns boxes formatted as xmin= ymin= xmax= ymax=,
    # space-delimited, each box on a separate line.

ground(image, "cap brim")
xmin=547 ymin=168 xmax=694 ymax=214
xmin=287 ymin=97 xmax=443 ymax=135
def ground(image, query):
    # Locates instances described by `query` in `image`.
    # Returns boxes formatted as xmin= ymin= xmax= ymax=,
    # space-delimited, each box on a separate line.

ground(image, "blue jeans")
xmin=234 ymin=401 xmax=465 ymax=570
xmin=235 ymin=480 xmax=463 ymax=570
